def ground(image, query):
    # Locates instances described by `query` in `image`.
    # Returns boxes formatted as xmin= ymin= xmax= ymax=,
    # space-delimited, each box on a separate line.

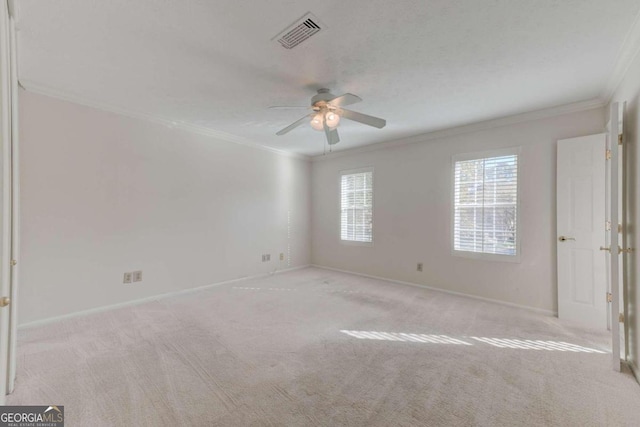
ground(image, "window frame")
xmin=451 ymin=147 xmax=521 ymax=263
xmin=339 ymin=166 xmax=374 ymax=246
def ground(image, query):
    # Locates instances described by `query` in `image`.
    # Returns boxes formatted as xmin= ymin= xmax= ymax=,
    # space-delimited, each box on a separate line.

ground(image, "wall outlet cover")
xmin=417 ymin=263 xmax=423 ymax=272
xmin=123 ymin=272 xmax=132 ymax=284
xmin=132 ymin=270 xmax=143 ymax=282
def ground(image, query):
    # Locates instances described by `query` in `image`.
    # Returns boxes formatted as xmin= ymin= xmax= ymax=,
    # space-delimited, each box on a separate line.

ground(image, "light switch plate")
xmin=123 ymin=272 xmax=132 ymax=284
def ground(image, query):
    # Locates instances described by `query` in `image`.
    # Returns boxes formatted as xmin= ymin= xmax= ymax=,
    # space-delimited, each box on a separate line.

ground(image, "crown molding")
xmin=19 ymin=80 xmax=605 ymax=163
xmin=602 ymin=8 xmax=640 ymax=102
xmin=19 ymin=80 xmax=310 ymax=161
xmin=312 ymin=98 xmax=605 ymax=161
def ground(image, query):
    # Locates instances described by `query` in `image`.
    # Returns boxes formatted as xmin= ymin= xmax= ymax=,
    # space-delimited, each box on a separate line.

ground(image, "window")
xmin=453 ymin=150 xmax=519 ymax=259
xmin=341 ymin=168 xmax=373 ymax=243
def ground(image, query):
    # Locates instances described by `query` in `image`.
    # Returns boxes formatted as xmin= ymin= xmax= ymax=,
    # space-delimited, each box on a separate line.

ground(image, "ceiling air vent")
xmin=272 ymin=12 xmax=325 ymax=49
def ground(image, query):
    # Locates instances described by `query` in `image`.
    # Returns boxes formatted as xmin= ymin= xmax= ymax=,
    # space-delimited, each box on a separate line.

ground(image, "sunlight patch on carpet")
xmin=340 ymin=330 xmax=607 ymax=353
xmin=469 ymin=337 xmax=606 ymax=353
xmin=340 ymin=330 xmax=472 ymax=345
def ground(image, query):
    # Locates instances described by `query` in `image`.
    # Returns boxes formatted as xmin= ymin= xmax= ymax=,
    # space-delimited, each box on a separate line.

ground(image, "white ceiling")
xmin=15 ymin=0 xmax=640 ymax=156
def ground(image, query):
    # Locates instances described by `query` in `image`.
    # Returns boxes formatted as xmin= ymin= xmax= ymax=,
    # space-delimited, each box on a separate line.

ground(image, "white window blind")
xmin=341 ymin=170 xmax=373 ymax=243
xmin=453 ymin=154 xmax=518 ymax=256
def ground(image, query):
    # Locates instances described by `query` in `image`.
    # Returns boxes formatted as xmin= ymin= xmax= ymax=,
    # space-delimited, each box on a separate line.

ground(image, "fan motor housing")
xmin=311 ymin=88 xmax=336 ymax=106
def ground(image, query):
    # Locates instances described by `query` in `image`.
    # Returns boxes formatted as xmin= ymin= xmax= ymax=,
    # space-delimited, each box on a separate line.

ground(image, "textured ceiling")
xmin=16 ymin=0 xmax=640 ymax=156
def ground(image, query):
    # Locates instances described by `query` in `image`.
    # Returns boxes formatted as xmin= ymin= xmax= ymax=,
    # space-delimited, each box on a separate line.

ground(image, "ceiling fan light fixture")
xmin=310 ymin=113 xmax=324 ymax=131
xmin=325 ymin=112 xmax=340 ymax=128
xmin=273 ymin=89 xmax=386 ymax=145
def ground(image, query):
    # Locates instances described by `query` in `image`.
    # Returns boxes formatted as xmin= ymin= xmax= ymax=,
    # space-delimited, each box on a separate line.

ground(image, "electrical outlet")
xmin=417 ymin=263 xmax=423 ymax=272
xmin=132 ymin=270 xmax=143 ymax=282
xmin=266 ymin=254 xmax=270 ymax=261
xmin=123 ymin=272 xmax=132 ymax=284
xmin=280 ymin=253 xmax=284 ymax=261
xmin=262 ymin=254 xmax=271 ymax=262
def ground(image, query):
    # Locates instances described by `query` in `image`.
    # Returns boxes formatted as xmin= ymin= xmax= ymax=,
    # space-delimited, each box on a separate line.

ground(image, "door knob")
xmin=0 ymin=297 xmax=10 ymax=307
xmin=558 ymin=236 xmax=576 ymax=242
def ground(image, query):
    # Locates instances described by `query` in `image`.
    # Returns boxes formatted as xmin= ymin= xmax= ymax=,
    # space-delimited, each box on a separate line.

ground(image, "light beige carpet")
xmin=8 ymin=267 xmax=640 ymax=426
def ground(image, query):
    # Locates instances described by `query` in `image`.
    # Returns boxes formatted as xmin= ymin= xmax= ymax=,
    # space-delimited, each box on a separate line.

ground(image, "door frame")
xmin=611 ymin=102 xmax=631 ymax=366
xmin=619 ymin=102 xmax=630 ymax=365
xmin=7 ymin=0 xmax=18 ymax=393
xmin=607 ymin=103 xmax=622 ymax=372
xmin=0 ymin=0 xmax=18 ymax=401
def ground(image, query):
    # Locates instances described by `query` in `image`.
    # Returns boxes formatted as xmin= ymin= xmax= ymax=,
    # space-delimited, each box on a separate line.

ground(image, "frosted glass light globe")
xmin=310 ymin=113 xmax=324 ymax=131
xmin=325 ymin=112 xmax=340 ymax=128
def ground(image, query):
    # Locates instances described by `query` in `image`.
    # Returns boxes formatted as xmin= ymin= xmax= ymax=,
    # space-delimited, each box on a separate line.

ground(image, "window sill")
xmin=452 ymin=249 xmax=520 ymax=263
xmin=340 ymin=240 xmax=374 ymax=247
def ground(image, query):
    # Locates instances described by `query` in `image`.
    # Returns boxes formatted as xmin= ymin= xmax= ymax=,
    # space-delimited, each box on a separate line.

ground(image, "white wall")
xmin=17 ymin=87 xmax=611 ymax=327
xmin=609 ymin=49 xmax=640 ymax=380
xmin=19 ymin=90 xmax=310 ymax=325
xmin=311 ymin=108 xmax=605 ymax=314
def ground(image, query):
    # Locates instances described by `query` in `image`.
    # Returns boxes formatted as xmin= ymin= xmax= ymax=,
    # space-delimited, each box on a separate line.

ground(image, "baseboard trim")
xmin=310 ymin=264 xmax=557 ymax=317
xmin=18 ymin=265 xmax=311 ymax=330
xmin=629 ymin=361 xmax=640 ymax=385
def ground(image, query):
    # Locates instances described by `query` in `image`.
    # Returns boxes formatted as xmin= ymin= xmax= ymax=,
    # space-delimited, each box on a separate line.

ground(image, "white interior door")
xmin=557 ymin=134 xmax=607 ymax=330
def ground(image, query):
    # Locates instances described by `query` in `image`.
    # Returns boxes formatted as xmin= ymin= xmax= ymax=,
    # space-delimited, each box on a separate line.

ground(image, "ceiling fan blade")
xmin=268 ymin=106 xmax=310 ymax=109
xmin=323 ymin=122 xmax=340 ymax=145
xmin=328 ymin=93 xmax=362 ymax=107
xmin=276 ymin=114 xmax=312 ymax=136
xmin=339 ymin=108 xmax=386 ymax=129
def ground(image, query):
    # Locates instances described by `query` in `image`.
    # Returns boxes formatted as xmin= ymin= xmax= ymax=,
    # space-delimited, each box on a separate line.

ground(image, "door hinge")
xmin=618 ymin=134 xmax=623 ymax=145
xmin=606 ymin=149 xmax=611 ymax=160
xmin=619 ymin=313 xmax=625 ymax=323
xmin=605 ymin=220 xmax=611 ymax=231
xmin=606 ymin=292 xmax=613 ymax=303
xmin=618 ymin=223 xmax=623 ymax=233
xmin=600 ymin=245 xmax=633 ymax=254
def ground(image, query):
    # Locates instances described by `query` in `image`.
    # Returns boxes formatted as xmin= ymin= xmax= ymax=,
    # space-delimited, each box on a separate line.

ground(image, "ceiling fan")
xmin=270 ymin=89 xmax=386 ymax=146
